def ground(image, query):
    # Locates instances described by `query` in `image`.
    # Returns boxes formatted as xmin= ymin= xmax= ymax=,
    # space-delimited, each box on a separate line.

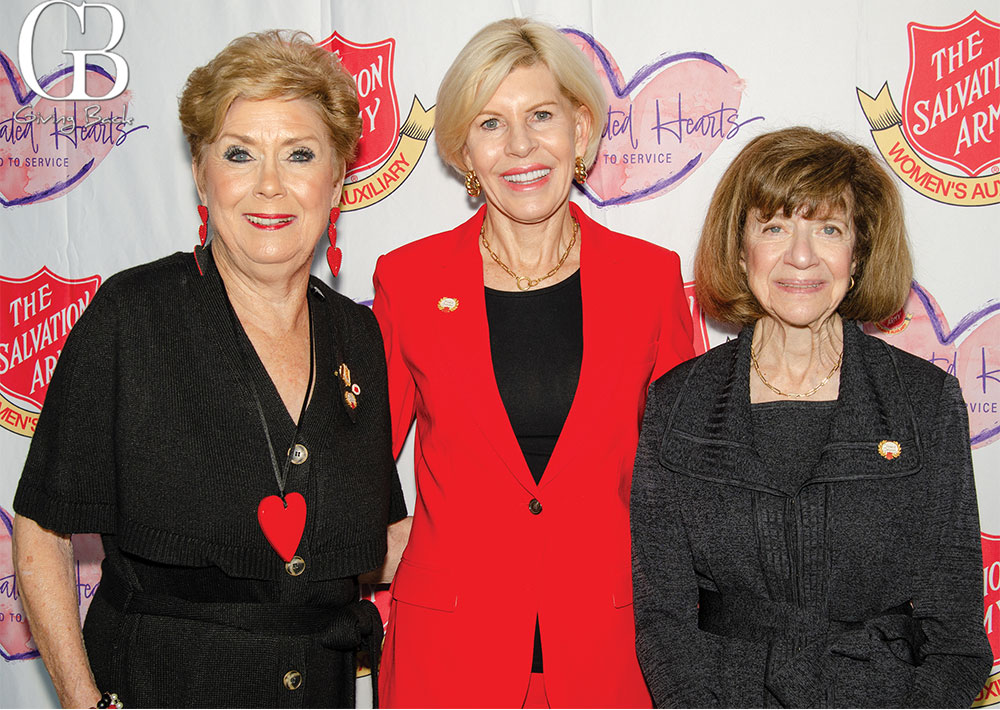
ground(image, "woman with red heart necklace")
xmin=12 ymin=31 xmax=407 ymax=708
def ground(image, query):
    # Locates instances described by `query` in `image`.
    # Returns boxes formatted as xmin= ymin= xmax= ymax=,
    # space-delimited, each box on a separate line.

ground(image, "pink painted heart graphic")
xmin=863 ymin=281 xmax=1000 ymax=448
xmin=563 ymin=30 xmax=763 ymax=206
xmin=0 ymin=506 xmax=103 ymax=660
xmin=0 ymin=51 xmax=139 ymax=207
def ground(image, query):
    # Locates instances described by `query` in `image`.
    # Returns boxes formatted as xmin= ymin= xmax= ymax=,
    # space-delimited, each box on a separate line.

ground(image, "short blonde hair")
xmin=435 ymin=17 xmax=608 ymax=173
xmin=179 ymin=30 xmax=362 ymax=166
xmin=694 ymin=127 xmax=912 ymax=325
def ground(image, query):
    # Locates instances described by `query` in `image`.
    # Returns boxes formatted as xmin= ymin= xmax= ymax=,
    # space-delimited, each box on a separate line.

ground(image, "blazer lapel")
xmin=540 ymin=204 xmax=621 ymax=489
xmin=433 ymin=207 xmax=538 ymax=493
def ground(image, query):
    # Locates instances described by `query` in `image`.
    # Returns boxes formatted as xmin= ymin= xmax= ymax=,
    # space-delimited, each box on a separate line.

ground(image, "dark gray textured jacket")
xmin=631 ymin=321 xmax=992 ymax=708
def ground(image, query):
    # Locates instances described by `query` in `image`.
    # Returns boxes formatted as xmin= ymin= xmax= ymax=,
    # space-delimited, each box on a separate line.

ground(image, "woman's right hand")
xmin=358 ymin=516 xmax=412 ymax=585
xmin=12 ymin=515 xmax=101 ymax=708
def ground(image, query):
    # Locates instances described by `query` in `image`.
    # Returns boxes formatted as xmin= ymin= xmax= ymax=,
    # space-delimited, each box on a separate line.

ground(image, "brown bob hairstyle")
xmin=694 ymin=127 xmax=912 ymax=325
xmin=178 ymin=30 xmax=362 ymax=167
xmin=435 ymin=17 xmax=608 ymax=173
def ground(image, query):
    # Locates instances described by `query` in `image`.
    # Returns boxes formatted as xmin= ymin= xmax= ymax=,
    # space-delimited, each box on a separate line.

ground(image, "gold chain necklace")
xmin=750 ymin=345 xmax=843 ymax=398
xmin=480 ymin=219 xmax=578 ymax=291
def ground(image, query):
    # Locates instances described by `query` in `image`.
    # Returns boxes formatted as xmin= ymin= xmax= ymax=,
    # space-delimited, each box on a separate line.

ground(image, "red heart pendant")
xmin=257 ymin=492 xmax=306 ymax=562
xmin=326 ymin=245 xmax=343 ymax=277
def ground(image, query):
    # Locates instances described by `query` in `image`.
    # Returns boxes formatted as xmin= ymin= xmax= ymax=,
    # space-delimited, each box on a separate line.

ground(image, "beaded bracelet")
xmin=95 ymin=691 xmax=122 ymax=708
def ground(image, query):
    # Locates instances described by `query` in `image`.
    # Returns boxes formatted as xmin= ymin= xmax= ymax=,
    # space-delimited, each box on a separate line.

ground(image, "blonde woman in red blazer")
xmin=373 ymin=18 xmax=694 ymax=708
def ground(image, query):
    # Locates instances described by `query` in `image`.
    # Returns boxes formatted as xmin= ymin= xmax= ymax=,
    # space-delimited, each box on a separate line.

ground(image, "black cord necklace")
xmin=224 ymin=290 xmax=315 ymax=563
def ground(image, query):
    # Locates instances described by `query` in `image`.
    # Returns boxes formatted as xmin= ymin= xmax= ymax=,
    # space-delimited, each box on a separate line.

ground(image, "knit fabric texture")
xmin=13 ymin=247 xmax=406 ymax=706
xmin=631 ymin=321 xmax=992 ymax=708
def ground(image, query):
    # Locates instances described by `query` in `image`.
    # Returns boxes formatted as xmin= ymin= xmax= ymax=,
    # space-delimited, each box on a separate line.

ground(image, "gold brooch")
xmin=878 ymin=440 xmax=902 ymax=460
xmin=339 ymin=363 xmax=359 ymax=409
xmin=437 ymin=297 xmax=459 ymax=312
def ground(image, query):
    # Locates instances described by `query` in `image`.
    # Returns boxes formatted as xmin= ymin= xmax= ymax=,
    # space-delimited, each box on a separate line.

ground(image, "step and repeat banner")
xmin=0 ymin=0 xmax=997 ymax=706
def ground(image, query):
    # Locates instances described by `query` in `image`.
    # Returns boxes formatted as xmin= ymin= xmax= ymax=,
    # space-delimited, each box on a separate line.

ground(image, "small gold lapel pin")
xmin=437 ymin=296 xmax=459 ymax=312
xmin=878 ymin=440 xmax=901 ymax=460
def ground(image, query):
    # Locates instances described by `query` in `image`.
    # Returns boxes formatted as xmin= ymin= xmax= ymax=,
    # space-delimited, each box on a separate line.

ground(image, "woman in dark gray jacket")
xmin=631 ymin=127 xmax=992 ymax=708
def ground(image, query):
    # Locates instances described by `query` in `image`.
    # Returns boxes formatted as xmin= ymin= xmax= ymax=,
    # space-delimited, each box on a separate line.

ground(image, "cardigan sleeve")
xmin=372 ymin=256 xmax=418 ymax=460
xmin=902 ymin=374 xmax=994 ymax=704
xmin=652 ymin=250 xmax=694 ymax=382
xmin=13 ymin=283 xmax=119 ymax=534
xmin=356 ymin=303 xmax=408 ymax=524
xmin=632 ymin=380 xmax=725 ymax=708
xmin=767 ymin=374 xmax=994 ymax=707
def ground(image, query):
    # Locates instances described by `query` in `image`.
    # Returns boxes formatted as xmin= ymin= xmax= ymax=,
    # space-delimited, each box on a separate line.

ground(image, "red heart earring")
xmin=197 ymin=205 xmax=208 ymax=246
xmin=326 ymin=207 xmax=343 ymax=277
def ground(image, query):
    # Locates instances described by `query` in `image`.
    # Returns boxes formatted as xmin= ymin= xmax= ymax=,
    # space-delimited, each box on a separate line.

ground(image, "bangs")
xmin=745 ymin=158 xmax=855 ymax=226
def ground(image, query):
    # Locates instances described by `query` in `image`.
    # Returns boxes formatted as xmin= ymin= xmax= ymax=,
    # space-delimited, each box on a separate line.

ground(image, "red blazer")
xmin=373 ymin=203 xmax=694 ymax=708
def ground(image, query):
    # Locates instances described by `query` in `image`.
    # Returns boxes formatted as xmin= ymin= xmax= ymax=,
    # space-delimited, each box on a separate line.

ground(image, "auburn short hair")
xmin=179 ymin=30 xmax=361 ymax=166
xmin=694 ymin=127 xmax=912 ymax=325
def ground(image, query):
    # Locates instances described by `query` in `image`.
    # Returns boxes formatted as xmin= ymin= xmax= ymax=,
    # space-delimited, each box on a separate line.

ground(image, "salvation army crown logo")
xmin=317 ymin=33 xmax=434 ymax=212
xmin=0 ymin=267 xmax=100 ymax=436
xmin=858 ymin=11 xmax=1000 ymax=207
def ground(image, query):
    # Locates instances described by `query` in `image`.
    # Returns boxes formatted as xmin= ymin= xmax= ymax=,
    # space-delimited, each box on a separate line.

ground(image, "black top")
xmin=14 ymin=246 xmax=406 ymax=707
xmin=485 ymin=270 xmax=583 ymax=485
xmin=751 ymin=400 xmax=836 ymax=493
xmin=485 ymin=269 xmax=583 ymax=674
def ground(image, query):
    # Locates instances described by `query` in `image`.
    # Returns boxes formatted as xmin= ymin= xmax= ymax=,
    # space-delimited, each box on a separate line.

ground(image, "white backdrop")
xmin=0 ymin=1 xmax=998 ymax=706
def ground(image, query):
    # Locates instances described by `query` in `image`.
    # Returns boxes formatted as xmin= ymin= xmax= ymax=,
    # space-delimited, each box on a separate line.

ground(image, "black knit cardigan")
xmin=15 ymin=247 xmax=406 ymax=580
xmin=631 ymin=321 xmax=992 ymax=708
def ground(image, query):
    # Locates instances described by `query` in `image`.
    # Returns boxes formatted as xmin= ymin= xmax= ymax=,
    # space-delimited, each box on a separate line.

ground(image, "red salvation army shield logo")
xmin=317 ymin=33 xmax=400 ymax=178
xmin=0 ymin=267 xmax=100 ymax=409
xmin=985 ymin=533 xmax=1000 ymax=666
xmin=902 ymin=12 xmax=1000 ymax=176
